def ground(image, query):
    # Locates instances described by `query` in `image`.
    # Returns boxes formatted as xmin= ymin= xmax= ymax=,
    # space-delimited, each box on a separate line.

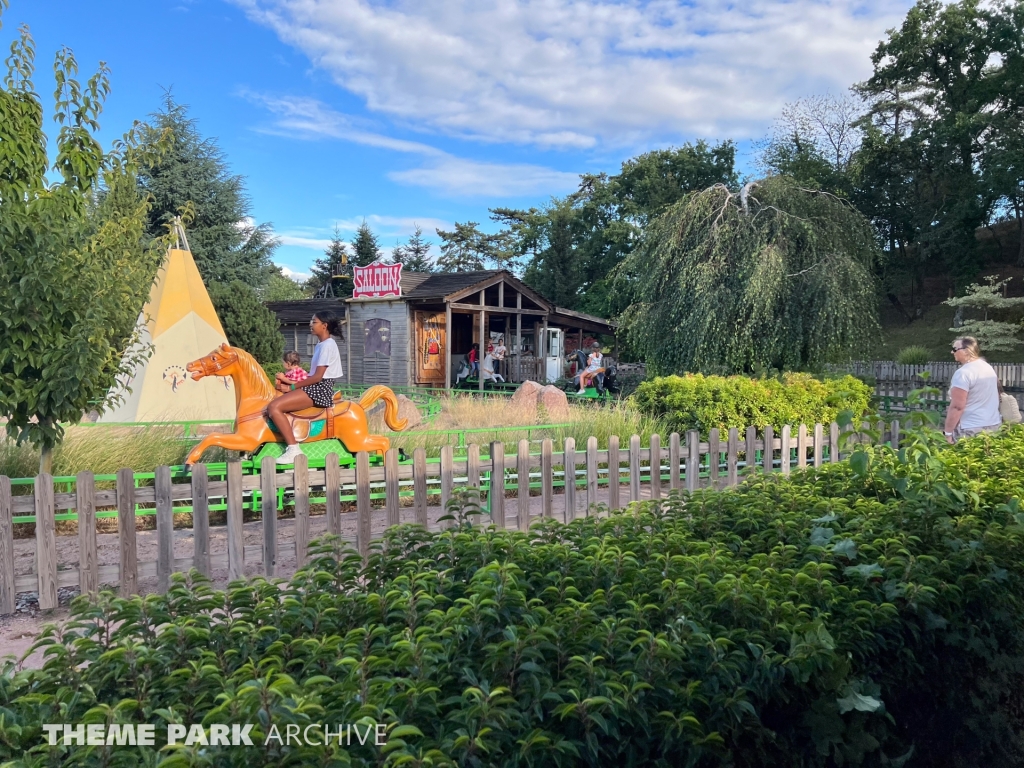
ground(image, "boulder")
xmin=510 ymin=380 xmax=543 ymax=411
xmin=538 ymin=385 xmax=571 ymax=422
xmin=395 ymin=394 xmax=423 ymax=430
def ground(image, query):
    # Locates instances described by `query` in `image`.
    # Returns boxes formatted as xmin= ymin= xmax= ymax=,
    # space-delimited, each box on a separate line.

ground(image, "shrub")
xmin=631 ymin=372 xmax=872 ymax=436
xmin=209 ymin=280 xmax=283 ymax=364
xmin=895 ymin=345 xmax=931 ymax=365
xmin=4 ymin=426 xmax=1024 ymax=766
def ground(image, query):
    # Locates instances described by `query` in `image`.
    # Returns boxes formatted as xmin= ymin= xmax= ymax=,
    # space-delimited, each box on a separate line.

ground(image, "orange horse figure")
xmin=183 ymin=343 xmax=407 ymax=466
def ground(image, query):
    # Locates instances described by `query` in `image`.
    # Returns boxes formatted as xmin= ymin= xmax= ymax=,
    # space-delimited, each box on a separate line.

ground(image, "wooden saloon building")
xmin=341 ymin=267 xmax=616 ymax=390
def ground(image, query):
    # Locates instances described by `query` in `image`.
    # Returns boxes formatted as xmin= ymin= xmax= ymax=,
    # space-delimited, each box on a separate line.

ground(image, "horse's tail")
xmin=358 ymin=385 xmax=409 ymax=431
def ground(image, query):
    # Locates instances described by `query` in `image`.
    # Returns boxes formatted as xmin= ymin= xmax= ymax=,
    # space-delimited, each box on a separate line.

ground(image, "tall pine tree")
xmin=309 ymin=226 xmax=352 ymax=297
xmin=391 ymin=225 xmax=433 ymax=272
xmin=137 ymin=94 xmax=277 ymax=288
xmin=352 ymin=221 xmax=381 ymax=266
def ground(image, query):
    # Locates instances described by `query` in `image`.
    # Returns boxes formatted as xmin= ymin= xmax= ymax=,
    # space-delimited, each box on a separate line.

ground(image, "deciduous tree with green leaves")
xmin=0 ymin=7 xmax=167 ymax=472
xmin=208 ymin=281 xmax=284 ymax=364
xmin=619 ymin=177 xmax=880 ymax=374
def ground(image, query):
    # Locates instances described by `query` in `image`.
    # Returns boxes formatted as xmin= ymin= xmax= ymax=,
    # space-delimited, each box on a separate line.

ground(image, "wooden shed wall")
xmin=347 ymin=301 xmax=411 ymax=387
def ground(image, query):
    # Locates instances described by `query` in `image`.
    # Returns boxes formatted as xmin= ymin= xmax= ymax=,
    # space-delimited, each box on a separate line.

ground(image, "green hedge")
xmin=3 ymin=427 xmax=1024 ymax=766
xmin=632 ymin=372 xmax=872 ymax=436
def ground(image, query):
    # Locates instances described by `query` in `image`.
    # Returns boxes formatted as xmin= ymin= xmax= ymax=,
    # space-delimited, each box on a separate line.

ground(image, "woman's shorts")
xmin=303 ymin=378 xmax=337 ymax=408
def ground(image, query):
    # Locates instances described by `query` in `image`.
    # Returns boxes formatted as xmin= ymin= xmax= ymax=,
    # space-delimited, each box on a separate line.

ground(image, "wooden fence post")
xmin=385 ymin=449 xmax=400 ymax=528
xmin=518 ymin=439 xmax=531 ymax=531
xmin=467 ymin=444 xmax=480 ymax=491
xmin=686 ymin=430 xmax=699 ymax=492
xmin=490 ymin=442 xmax=505 ymax=529
xmin=191 ymin=464 xmax=210 ymax=577
xmin=563 ymin=438 xmax=576 ymax=522
xmin=226 ymin=461 xmax=244 ymax=582
xmin=830 ymin=422 xmax=841 ymax=462
xmin=650 ymin=433 xmax=661 ymax=500
xmin=797 ymin=424 xmax=808 ymax=469
xmin=780 ymin=426 xmax=792 ymax=476
xmin=890 ymin=419 xmax=901 ymax=449
xmin=629 ymin=435 xmax=641 ymax=502
xmin=813 ymin=423 xmax=824 ymax=468
xmin=708 ymin=429 xmax=720 ymax=489
xmin=413 ymin=448 xmax=428 ymax=527
xmin=608 ymin=435 xmax=621 ymax=510
xmin=669 ymin=432 xmax=681 ymax=490
xmin=763 ymin=425 xmax=774 ymax=474
xmin=156 ymin=465 xmax=174 ymax=593
xmin=76 ymin=471 xmax=98 ymax=598
xmin=0 ymin=477 xmax=13 ymax=615
xmin=357 ymin=452 xmax=372 ymax=561
xmin=117 ymin=468 xmax=138 ymax=596
xmin=326 ymin=456 xmax=341 ymax=537
xmin=440 ymin=445 xmax=454 ymax=528
xmin=261 ymin=457 xmax=277 ymax=578
xmin=541 ymin=439 xmax=554 ymax=517
xmin=745 ymin=427 xmax=757 ymax=477
xmin=726 ymin=428 xmax=739 ymax=486
xmin=293 ymin=454 xmax=310 ymax=569
xmin=586 ymin=436 xmax=599 ymax=513
xmin=35 ymin=474 xmax=57 ymax=611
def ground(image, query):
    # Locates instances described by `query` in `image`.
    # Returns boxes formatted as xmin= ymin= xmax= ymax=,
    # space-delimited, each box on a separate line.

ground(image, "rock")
xmin=538 ymin=385 xmax=571 ymax=422
xmin=510 ymin=380 xmax=543 ymax=411
xmin=395 ymin=394 xmax=423 ymax=430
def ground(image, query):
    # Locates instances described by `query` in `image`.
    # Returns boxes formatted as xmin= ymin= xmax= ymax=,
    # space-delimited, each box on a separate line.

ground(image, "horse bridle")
xmin=192 ymin=349 xmax=238 ymax=377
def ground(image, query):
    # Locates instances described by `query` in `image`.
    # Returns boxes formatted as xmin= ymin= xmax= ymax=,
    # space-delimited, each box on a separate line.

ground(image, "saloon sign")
xmin=352 ymin=260 xmax=403 ymax=298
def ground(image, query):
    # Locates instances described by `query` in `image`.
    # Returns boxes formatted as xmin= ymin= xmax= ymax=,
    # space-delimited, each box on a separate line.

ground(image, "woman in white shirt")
xmin=269 ymin=311 xmax=345 ymax=464
xmin=944 ymin=336 xmax=1001 ymax=443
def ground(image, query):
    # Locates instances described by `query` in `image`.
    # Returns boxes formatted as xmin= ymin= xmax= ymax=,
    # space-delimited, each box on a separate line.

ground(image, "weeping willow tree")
xmin=619 ymin=176 xmax=881 ymax=374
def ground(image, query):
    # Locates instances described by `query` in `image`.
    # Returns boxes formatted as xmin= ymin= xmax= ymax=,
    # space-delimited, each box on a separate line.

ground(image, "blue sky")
xmin=12 ymin=0 xmax=914 ymax=280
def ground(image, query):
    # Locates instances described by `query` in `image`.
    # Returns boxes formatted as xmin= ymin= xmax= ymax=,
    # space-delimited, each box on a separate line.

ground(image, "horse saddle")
xmin=262 ymin=396 xmax=352 ymax=443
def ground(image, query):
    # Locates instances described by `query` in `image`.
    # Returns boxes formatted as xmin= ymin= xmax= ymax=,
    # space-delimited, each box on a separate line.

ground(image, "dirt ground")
xmin=1 ymin=483 xmax=666 ymax=670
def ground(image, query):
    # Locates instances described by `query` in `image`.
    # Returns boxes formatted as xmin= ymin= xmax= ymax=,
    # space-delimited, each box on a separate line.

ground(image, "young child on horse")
xmin=274 ymin=350 xmax=307 ymax=394
xmin=269 ymin=311 xmax=344 ymax=465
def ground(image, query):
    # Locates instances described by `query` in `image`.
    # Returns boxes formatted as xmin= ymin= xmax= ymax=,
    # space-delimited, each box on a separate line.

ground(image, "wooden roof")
xmin=402 ymin=270 xmax=505 ymax=301
xmin=264 ymin=299 xmax=347 ymax=325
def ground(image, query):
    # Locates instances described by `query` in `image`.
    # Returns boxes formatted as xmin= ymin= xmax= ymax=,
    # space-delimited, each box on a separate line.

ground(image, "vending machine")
xmin=543 ymin=328 xmax=564 ymax=384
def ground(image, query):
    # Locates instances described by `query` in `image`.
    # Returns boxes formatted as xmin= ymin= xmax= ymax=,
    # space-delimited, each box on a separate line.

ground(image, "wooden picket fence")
xmin=0 ymin=421 xmax=902 ymax=615
xmin=833 ymin=361 xmax=1024 ymax=388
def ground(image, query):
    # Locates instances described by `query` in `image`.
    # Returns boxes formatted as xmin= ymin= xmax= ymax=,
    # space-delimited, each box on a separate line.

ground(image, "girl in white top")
xmin=269 ymin=311 xmax=345 ymax=464
xmin=944 ymin=336 xmax=1001 ymax=443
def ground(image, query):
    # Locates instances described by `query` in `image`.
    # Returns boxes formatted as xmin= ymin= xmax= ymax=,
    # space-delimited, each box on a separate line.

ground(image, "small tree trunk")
xmin=39 ymin=441 xmax=54 ymax=475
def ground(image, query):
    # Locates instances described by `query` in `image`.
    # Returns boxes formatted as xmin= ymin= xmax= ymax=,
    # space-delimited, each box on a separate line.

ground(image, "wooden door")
xmin=415 ymin=311 xmax=447 ymax=384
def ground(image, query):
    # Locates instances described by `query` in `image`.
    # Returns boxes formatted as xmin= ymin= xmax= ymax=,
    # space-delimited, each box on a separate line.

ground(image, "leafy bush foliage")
xmin=631 ymin=372 xmax=872 ymax=436
xmin=4 ymin=426 xmax=1024 ymax=766
xmin=894 ymin=345 xmax=931 ymax=365
xmin=209 ymin=280 xmax=284 ymax=364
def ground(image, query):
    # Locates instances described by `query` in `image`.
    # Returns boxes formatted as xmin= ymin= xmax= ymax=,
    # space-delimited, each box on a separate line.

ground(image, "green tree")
xmin=619 ymin=177 xmax=881 ymax=374
xmin=496 ymin=141 xmax=737 ymax=316
xmin=352 ymin=221 xmax=381 ymax=267
xmin=855 ymin=0 xmax=1003 ymax=289
xmin=308 ymin=226 xmax=352 ymax=297
xmin=944 ymin=276 xmax=1024 ymax=351
xmin=209 ymin=281 xmax=284 ymax=364
xmin=137 ymin=94 xmax=277 ymax=287
xmin=0 ymin=11 xmax=166 ymax=472
xmin=391 ymin=225 xmax=434 ymax=272
xmin=260 ymin=267 xmax=308 ymax=301
xmin=435 ymin=221 xmax=507 ymax=272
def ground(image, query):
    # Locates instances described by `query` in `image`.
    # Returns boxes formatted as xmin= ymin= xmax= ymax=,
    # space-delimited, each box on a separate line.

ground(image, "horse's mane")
xmin=231 ymin=346 xmax=277 ymax=400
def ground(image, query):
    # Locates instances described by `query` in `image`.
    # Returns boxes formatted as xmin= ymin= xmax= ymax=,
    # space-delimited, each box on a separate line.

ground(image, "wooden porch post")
xmin=516 ymin=291 xmax=523 ymax=383
xmin=478 ymin=289 xmax=486 ymax=392
xmin=445 ymin=302 xmax=452 ymax=391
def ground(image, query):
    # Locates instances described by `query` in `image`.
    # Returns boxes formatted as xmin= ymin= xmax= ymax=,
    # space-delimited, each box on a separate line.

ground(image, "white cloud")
xmin=278 ymin=234 xmax=334 ymax=250
xmin=231 ymin=0 xmax=912 ymax=147
xmin=390 ymin=158 xmax=578 ymax=197
xmin=248 ymin=92 xmax=578 ymax=196
xmin=277 ymin=264 xmax=311 ymax=281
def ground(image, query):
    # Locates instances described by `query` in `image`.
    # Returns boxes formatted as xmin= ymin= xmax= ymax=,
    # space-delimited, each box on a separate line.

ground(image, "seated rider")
xmin=577 ymin=343 xmax=604 ymax=394
xmin=275 ymin=350 xmax=307 ymax=394
xmin=468 ymin=343 xmax=480 ymax=377
xmin=269 ymin=310 xmax=344 ymax=465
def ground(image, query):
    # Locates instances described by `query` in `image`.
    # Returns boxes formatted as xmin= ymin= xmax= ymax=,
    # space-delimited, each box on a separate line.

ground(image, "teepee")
xmin=100 ymin=223 xmax=236 ymax=422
